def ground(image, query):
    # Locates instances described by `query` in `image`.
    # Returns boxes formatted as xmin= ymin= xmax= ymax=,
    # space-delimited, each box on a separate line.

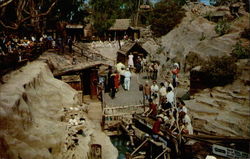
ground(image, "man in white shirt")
xmin=150 ymin=81 xmax=159 ymax=95
xmin=180 ymin=112 xmax=193 ymax=135
xmin=124 ymin=68 xmax=132 ymax=91
xmin=177 ymin=100 xmax=188 ymax=114
xmin=166 ymin=87 xmax=174 ymax=105
xmin=159 ymin=82 xmax=167 ymax=105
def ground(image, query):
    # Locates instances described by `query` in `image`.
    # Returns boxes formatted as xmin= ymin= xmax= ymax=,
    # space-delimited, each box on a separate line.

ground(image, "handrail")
xmin=73 ymin=43 xmax=116 ymax=65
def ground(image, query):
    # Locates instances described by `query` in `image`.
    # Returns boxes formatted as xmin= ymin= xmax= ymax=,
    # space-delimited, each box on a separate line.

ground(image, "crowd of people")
xmin=0 ymin=32 xmax=75 ymax=76
xmin=139 ymin=62 xmax=193 ymax=147
xmin=107 ymin=63 xmax=132 ymax=99
xmin=110 ymin=55 xmax=192 ymax=149
xmin=0 ymin=32 xmax=74 ymax=59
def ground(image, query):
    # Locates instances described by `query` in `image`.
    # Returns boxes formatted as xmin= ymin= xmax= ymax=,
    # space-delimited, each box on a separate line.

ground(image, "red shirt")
xmin=149 ymin=103 xmax=157 ymax=117
xmin=171 ymin=68 xmax=180 ymax=75
xmin=152 ymin=120 xmax=161 ymax=134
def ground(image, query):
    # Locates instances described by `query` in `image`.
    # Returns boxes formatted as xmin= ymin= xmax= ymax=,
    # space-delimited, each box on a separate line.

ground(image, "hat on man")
xmin=156 ymin=114 xmax=164 ymax=120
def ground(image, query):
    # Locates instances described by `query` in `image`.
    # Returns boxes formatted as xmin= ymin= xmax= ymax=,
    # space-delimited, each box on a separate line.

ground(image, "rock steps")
xmin=187 ymin=84 xmax=249 ymax=137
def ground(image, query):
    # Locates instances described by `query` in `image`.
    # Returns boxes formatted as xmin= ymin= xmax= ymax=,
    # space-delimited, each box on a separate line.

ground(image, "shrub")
xmin=201 ymin=56 xmax=237 ymax=87
xmin=241 ymin=28 xmax=250 ymax=40
xmin=215 ymin=20 xmax=231 ymax=36
xmin=184 ymin=52 xmax=204 ymax=71
xmin=232 ymin=41 xmax=250 ymax=59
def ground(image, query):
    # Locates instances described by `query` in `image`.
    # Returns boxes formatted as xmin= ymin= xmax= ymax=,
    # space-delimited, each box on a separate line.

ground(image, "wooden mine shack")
xmin=108 ymin=19 xmax=140 ymax=41
xmin=117 ymin=42 xmax=148 ymax=66
xmin=56 ymin=63 xmax=109 ymax=100
xmin=66 ymin=24 xmax=84 ymax=41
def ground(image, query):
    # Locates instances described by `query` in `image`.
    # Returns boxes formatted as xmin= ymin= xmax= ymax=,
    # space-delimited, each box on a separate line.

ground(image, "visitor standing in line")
xmin=159 ymin=82 xmax=167 ymax=105
xmin=171 ymin=63 xmax=180 ymax=88
xmin=143 ymin=81 xmax=151 ymax=100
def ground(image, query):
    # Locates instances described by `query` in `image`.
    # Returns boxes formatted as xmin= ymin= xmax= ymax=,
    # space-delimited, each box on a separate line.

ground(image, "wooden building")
xmin=66 ymin=24 xmax=84 ymax=41
xmin=108 ymin=19 xmax=140 ymax=41
xmin=117 ymin=42 xmax=148 ymax=66
xmin=62 ymin=75 xmax=82 ymax=91
xmin=55 ymin=62 xmax=110 ymax=100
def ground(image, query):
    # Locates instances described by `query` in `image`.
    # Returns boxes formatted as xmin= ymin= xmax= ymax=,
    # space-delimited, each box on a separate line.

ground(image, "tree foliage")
xmin=0 ymin=0 xmax=57 ymax=33
xmin=215 ymin=20 xmax=231 ymax=36
xmin=50 ymin=0 xmax=88 ymax=24
xmin=150 ymin=0 xmax=185 ymax=37
xmin=89 ymin=0 xmax=138 ymax=36
xmin=232 ymin=41 xmax=250 ymax=59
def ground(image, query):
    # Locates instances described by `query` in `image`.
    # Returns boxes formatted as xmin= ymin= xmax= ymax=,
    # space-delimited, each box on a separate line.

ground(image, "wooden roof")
xmin=117 ymin=42 xmax=148 ymax=56
xmin=66 ymin=24 xmax=84 ymax=29
xmin=62 ymin=75 xmax=81 ymax=82
xmin=53 ymin=61 xmax=111 ymax=76
xmin=109 ymin=19 xmax=132 ymax=31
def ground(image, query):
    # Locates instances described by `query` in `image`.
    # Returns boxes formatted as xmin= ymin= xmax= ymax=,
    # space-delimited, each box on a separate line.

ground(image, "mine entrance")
xmin=81 ymin=68 xmax=98 ymax=98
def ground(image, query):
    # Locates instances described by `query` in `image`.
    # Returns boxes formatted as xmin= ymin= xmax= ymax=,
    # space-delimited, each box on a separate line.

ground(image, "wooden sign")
xmin=212 ymin=144 xmax=250 ymax=158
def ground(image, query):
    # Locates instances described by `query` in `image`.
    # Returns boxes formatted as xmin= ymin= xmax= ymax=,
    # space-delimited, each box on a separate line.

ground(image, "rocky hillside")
xmin=139 ymin=2 xmax=250 ymax=137
xmin=0 ymin=61 xmax=117 ymax=159
xmin=185 ymin=58 xmax=250 ymax=137
xmin=139 ymin=3 xmax=249 ymax=71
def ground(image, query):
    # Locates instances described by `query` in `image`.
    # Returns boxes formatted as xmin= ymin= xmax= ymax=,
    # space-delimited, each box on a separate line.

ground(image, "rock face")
xmin=185 ymin=59 xmax=250 ymax=137
xmin=160 ymin=3 xmax=249 ymax=70
xmin=0 ymin=61 xmax=117 ymax=159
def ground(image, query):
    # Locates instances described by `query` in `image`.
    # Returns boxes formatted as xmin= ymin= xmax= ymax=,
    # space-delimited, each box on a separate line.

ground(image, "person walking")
xmin=114 ymin=70 xmax=120 ymax=91
xmin=67 ymin=36 xmax=73 ymax=53
xmin=110 ymin=72 xmax=116 ymax=99
xmin=124 ymin=68 xmax=132 ymax=91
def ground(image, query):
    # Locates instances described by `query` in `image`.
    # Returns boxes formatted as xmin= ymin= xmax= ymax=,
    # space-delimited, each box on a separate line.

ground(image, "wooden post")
xmin=155 ymin=147 xmax=171 ymax=159
xmin=130 ymin=139 xmax=148 ymax=156
xmin=136 ymin=0 xmax=141 ymax=27
xmin=80 ymin=72 xmax=84 ymax=103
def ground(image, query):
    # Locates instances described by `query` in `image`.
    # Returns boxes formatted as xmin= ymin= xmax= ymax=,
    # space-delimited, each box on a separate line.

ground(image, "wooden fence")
xmin=102 ymin=104 xmax=145 ymax=130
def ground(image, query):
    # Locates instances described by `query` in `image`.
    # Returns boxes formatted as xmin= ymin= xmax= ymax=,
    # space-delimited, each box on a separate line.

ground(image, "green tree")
xmin=215 ymin=19 xmax=231 ymax=36
xmin=89 ymin=0 xmax=137 ymax=36
xmin=232 ymin=41 xmax=250 ymax=59
xmin=50 ymin=0 xmax=88 ymax=24
xmin=150 ymin=0 xmax=185 ymax=37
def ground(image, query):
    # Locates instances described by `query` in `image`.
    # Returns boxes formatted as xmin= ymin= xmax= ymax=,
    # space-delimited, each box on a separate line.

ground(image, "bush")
xmin=215 ymin=20 xmax=231 ymax=36
xmin=241 ymin=28 xmax=250 ymax=40
xmin=232 ymin=41 xmax=250 ymax=59
xmin=184 ymin=52 xmax=204 ymax=71
xmin=150 ymin=0 xmax=185 ymax=37
xmin=201 ymin=56 xmax=237 ymax=87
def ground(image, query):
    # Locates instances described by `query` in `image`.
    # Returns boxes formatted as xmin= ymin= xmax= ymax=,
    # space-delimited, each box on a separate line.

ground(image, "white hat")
xmin=174 ymin=63 xmax=179 ymax=69
xmin=157 ymin=114 xmax=164 ymax=120
xmin=205 ymin=156 xmax=217 ymax=159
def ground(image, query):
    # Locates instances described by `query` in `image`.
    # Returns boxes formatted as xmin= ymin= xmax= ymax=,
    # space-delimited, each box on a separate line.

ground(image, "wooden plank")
xmin=183 ymin=134 xmax=250 ymax=142
xmin=104 ymin=105 xmax=144 ymax=110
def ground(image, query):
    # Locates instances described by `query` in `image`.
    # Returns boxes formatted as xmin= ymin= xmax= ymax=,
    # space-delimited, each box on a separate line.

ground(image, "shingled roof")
xmin=117 ymin=42 xmax=148 ymax=56
xmin=109 ymin=19 xmax=132 ymax=31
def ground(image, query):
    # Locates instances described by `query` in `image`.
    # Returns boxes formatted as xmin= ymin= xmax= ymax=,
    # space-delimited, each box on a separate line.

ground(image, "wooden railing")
xmin=73 ymin=44 xmax=116 ymax=65
xmin=102 ymin=104 xmax=145 ymax=129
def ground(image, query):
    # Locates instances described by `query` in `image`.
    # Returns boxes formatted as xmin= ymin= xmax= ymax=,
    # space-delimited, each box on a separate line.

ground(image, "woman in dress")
xmin=128 ymin=53 xmax=134 ymax=68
